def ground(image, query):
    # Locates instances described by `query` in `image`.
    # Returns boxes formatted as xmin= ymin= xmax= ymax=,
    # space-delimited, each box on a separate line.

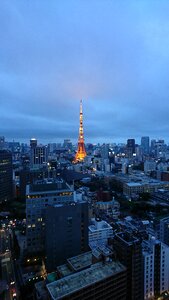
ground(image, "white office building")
xmin=142 ymin=238 xmax=169 ymax=299
xmin=88 ymin=218 xmax=113 ymax=247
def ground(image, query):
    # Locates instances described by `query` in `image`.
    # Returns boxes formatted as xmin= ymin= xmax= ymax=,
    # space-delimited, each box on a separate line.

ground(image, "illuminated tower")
xmin=74 ymin=100 xmax=87 ymax=162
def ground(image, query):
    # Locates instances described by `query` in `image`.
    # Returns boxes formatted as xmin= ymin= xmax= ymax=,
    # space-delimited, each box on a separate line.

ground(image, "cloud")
xmin=1 ymin=0 xmax=169 ymax=144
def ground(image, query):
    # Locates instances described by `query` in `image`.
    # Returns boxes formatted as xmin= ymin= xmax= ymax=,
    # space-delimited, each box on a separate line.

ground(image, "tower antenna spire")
xmin=74 ymin=99 xmax=87 ymax=162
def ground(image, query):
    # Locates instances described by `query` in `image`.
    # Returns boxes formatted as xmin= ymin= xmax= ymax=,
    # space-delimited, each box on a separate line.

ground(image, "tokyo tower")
xmin=74 ymin=100 xmax=87 ymax=162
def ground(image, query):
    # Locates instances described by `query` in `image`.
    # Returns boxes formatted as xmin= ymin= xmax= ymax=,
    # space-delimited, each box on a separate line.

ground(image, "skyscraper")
xmin=26 ymin=178 xmax=75 ymax=253
xmin=126 ymin=139 xmax=135 ymax=159
xmin=30 ymin=138 xmax=48 ymax=168
xmin=141 ymin=136 xmax=150 ymax=155
xmin=74 ymin=100 xmax=87 ymax=162
xmin=0 ymin=150 xmax=13 ymax=203
xmin=45 ymin=200 xmax=88 ymax=272
xmin=0 ymin=136 xmax=5 ymax=150
xmin=114 ymin=232 xmax=143 ymax=300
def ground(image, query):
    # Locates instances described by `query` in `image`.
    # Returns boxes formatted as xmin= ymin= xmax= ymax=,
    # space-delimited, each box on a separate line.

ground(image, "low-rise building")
xmin=88 ymin=218 xmax=113 ymax=247
xmin=46 ymin=252 xmax=127 ymax=300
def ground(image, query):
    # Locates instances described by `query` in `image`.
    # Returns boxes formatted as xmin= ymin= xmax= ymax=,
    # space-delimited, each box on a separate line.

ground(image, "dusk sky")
xmin=1 ymin=0 xmax=169 ymax=144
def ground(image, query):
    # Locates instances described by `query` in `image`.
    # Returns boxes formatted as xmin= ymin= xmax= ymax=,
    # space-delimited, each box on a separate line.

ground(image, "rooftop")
xmin=26 ymin=178 xmax=73 ymax=194
xmin=47 ymin=261 xmax=126 ymax=300
xmin=116 ymin=172 xmax=169 ymax=187
xmin=57 ymin=264 xmax=74 ymax=278
xmin=89 ymin=219 xmax=112 ymax=233
xmin=142 ymin=240 xmax=154 ymax=256
xmin=115 ymin=232 xmax=140 ymax=245
xmin=67 ymin=252 xmax=92 ymax=272
xmin=127 ymin=182 xmax=142 ymax=187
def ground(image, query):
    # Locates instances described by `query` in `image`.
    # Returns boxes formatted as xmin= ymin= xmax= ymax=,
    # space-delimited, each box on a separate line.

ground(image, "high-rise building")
xmin=113 ymin=232 xmax=142 ymax=300
xmin=30 ymin=138 xmax=37 ymax=149
xmin=0 ymin=136 xmax=5 ymax=150
xmin=45 ymin=201 xmax=88 ymax=272
xmin=142 ymin=240 xmax=155 ymax=300
xmin=26 ymin=178 xmax=75 ymax=253
xmin=126 ymin=139 xmax=135 ymax=159
xmin=155 ymin=140 xmax=166 ymax=158
xmin=63 ymin=139 xmax=73 ymax=150
xmin=141 ymin=136 xmax=150 ymax=155
xmin=19 ymin=167 xmax=50 ymax=200
xmin=74 ymin=100 xmax=87 ymax=162
xmin=142 ymin=238 xmax=169 ymax=299
xmin=0 ymin=150 xmax=13 ymax=203
xmin=153 ymin=240 xmax=169 ymax=297
xmin=48 ymin=143 xmax=57 ymax=154
xmin=30 ymin=138 xmax=48 ymax=168
xmin=160 ymin=216 xmax=169 ymax=246
xmin=144 ymin=160 xmax=156 ymax=173
xmin=150 ymin=139 xmax=156 ymax=153
xmin=101 ymin=143 xmax=109 ymax=159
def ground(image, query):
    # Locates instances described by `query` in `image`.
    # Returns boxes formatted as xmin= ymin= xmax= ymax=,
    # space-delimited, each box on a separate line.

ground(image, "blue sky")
xmin=1 ymin=0 xmax=169 ymax=144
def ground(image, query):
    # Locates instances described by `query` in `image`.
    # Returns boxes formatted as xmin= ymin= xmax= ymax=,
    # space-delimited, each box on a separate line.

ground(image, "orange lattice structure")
xmin=74 ymin=100 xmax=87 ymax=162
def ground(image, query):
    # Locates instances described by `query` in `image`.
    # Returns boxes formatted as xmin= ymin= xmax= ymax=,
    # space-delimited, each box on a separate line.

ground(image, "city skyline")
xmin=1 ymin=1 xmax=169 ymax=143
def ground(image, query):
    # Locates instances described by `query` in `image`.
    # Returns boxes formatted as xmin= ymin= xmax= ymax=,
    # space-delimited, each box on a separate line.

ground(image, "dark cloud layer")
xmin=1 ymin=0 xmax=169 ymax=143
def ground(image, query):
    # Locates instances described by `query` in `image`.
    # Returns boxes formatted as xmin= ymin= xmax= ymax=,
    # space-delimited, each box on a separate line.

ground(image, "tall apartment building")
xmin=160 ymin=216 xmax=169 ymax=246
xmin=0 ymin=150 xmax=13 ymax=203
xmin=45 ymin=201 xmax=88 ymax=272
xmin=0 ymin=136 xmax=5 ymax=149
xmin=126 ymin=139 xmax=135 ymax=159
xmin=141 ymin=136 xmax=150 ymax=155
xmin=26 ymin=178 xmax=75 ymax=253
xmin=113 ymin=232 xmax=142 ymax=300
xmin=30 ymin=138 xmax=48 ymax=168
xmin=142 ymin=238 xmax=169 ymax=299
xmin=154 ymin=240 xmax=169 ymax=297
xmin=142 ymin=240 xmax=155 ymax=300
xmin=144 ymin=160 xmax=156 ymax=173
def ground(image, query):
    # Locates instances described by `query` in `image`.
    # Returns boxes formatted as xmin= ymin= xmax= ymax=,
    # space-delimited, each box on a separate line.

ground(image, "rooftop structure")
xmin=67 ymin=252 xmax=92 ymax=272
xmin=115 ymin=231 xmax=140 ymax=245
xmin=115 ymin=172 xmax=169 ymax=196
xmin=47 ymin=260 xmax=126 ymax=300
xmin=89 ymin=218 xmax=113 ymax=247
xmin=28 ymin=178 xmax=71 ymax=193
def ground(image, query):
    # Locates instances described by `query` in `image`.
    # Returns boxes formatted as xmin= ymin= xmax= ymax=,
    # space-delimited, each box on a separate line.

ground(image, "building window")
xmin=67 ymin=217 xmax=72 ymax=225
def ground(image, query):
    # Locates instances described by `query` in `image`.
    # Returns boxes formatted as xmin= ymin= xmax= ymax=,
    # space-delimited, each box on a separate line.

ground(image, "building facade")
xmin=30 ymin=138 xmax=48 ymax=168
xmin=113 ymin=232 xmax=143 ymax=300
xmin=45 ymin=201 xmax=88 ymax=272
xmin=160 ymin=216 xmax=169 ymax=246
xmin=127 ymin=139 xmax=135 ymax=159
xmin=26 ymin=178 xmax=75 ymax=253
xmin=0 ymin=150 xmax=13 ymax=203
xmin=88 ymin=218 xmax=113 ymax=247
xmin=141 ymin=137 xmax=150 ymax=155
